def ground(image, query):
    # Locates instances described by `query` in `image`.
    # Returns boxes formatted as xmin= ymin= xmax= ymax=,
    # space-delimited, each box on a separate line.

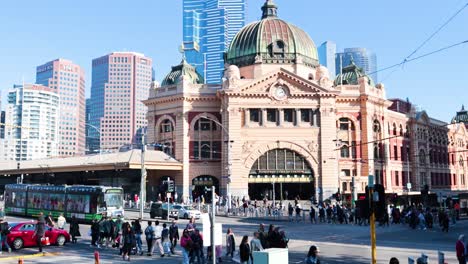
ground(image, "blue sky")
xmin=0 ymin=0 xmax=466 ymax=122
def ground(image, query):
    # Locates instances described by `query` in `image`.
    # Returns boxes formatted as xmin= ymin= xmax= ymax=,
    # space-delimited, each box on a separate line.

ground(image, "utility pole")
xmin=139 ymin=131 xmax=147 ymax=220
xmin=211 ymin=186 xmax=216 ymax=264
xmin=368 ymin=175 xmax=377 ymax=264
xmin=167 ymin=178 xmax=171 ymax=221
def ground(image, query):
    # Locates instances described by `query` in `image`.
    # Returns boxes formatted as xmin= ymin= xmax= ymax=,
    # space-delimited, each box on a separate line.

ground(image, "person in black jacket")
xmin=33 ymin=213 xmax=46 ymax=253
xmin=69 ymin=216 xmax=80 ymax=244
xmin=91 ymin=219 xmax=100 ymax=247
xmin=239 ymin=235 xmax=250 ymax=264
xmin=121 ymin=222 xmax=136 ymax=261
xmin=169 ymin=220 xmax=179 ymax=254
xmin=132 ymin=219 xmax=143 ymax=255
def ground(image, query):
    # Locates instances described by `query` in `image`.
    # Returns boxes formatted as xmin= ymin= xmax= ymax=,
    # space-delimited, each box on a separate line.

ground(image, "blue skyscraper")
xmin=336 ymin=48 xmax=378 ymax=83
xmin=318 ymin=41 xmax=336 ymax=78
xmin=183 ymin=0 xmax=246 ymax=84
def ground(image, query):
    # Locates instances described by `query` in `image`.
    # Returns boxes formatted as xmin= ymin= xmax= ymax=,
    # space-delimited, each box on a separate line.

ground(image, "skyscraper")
xmin=183 ymin=0 xmax=246 ymax=84
xmin=88 ymin=52 xmax=152 ymax=152
xmin=318 ymin=41 xmax=336 ymax=78
xmin=2 ymin=84 xmax=59 ymax=161
xmin=36 ymin=59 xmax=86 ymax=157
xmin=336 ymin=48 xmax=378 ymax=83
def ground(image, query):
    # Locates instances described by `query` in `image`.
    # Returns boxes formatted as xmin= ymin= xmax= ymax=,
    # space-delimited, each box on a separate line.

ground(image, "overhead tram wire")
xmin=367 ymin=40 xmax=468 ymax=76
xmin=403 ymin=2 xmax=468 ymax=62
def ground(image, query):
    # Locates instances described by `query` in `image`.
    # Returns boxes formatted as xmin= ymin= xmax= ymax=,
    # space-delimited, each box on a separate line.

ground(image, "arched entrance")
xmin=191 ymin=175 xmax=219 ymax=203
xmin=248 ymin=148 xmax=314 ymax=200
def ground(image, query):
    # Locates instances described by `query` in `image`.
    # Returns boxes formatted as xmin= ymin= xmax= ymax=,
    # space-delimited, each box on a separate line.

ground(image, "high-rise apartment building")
xmin=318 ymin=41 xmax=336 ymax=78
xmin=88 ymin=52 xmax=152 ymax=152
xmin=336 ymin=47 xmax=378 ymax=83
xmin=2 ymin=84 xmax=59 ymax=161
xmin=36 ymin=59 xmax=86 ymax=157
xmin=183 ymin=0 xmax=246 ymax=84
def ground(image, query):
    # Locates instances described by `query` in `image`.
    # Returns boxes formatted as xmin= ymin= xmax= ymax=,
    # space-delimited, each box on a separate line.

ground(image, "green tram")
xmin=4 ymin=184 xmax=124 ymax=222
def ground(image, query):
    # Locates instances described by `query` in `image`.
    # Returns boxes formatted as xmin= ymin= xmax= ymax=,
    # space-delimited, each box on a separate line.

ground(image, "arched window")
xmin=460 ymin=156 xmax=465 ymax=167
xmin=269 ymin=40 xmax=286 ymax=58
xmin=191 ymin=116 xmax=221 ymax=160
xmin=338 ymin=118 xmax=355 ymax=131
xmin=159 ymin=119 xmax=174 ymax=133
xmin=393 ymin=123 xmax=397 ymax=136
xmin=399 ymin=124 xmax=404 ymax=136
xmin=405 ymin=125 xmax=410 ymax=138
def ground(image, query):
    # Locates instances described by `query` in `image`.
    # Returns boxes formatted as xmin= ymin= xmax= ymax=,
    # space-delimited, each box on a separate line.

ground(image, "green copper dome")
xmin=225 ymin=0 xmax=319 ymax=68
xmin=161 ymin=59 xmax=204 ymax=86
xmin=334 ymin=59 xmax=375 ymax=86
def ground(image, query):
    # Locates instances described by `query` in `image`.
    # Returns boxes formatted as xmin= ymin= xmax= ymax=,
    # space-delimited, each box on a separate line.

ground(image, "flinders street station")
xmin=144 ymin=0 xmax=468 ymax=205
xmin=4 ymin=1 xmax=467 ymax=208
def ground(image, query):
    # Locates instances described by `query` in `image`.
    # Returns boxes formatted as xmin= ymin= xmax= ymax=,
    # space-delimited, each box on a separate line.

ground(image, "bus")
xmin=4 ymin=184 xmax=124 ymax=222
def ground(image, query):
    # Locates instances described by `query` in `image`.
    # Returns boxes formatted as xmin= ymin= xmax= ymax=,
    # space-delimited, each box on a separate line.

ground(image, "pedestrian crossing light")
xmin=168 ymin=181 xmax=174 ymax=192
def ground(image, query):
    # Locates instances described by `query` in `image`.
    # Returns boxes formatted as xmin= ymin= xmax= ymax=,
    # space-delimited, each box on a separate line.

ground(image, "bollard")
xmin=408 ymin=257 xmax=415 ymax=264
xmin=94 ymin=250 xmax=100 ymax=264
xmin=438 ymin=251 xmax=444 ymax=264
xmin=18 ymin=258 xmax=23 ymax=264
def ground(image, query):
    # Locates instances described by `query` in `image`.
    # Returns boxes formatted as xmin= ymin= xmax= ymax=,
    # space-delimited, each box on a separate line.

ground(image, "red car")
xmin=5 ymin=221 xmax=70 ymax=250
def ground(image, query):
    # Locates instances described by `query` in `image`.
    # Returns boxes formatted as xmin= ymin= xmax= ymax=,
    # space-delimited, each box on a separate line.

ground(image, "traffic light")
xmin=168 ymin=181 xmax=174 ymax=192
xmin=373 ymin=184 xmax=386 ymax=220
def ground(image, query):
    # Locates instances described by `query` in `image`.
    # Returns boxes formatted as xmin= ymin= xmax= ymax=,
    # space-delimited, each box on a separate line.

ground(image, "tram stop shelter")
xmin=0 ymin=149 xmax=182 ymax=201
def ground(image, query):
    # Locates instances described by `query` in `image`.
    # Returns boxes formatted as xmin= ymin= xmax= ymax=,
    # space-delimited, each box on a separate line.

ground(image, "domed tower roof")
xmin=452 ymin=105 xmax=468 ymax=124
xmin=161 ymin=58 xmax=204 ymax=86
xmin=334 ymin=59 xmax=375 ymax=86
xmin=225 ymin=0 xmax=319 ymax=68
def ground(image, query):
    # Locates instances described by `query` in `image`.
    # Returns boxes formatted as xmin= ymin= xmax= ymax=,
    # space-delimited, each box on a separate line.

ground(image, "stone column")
xmin=262 ymin=109 xmax=267 ymax=127
xmin=245 ymin=109 xmax=250 ymax=127
xmin=295 ymin=108 xmax=301 ymax=126
xmin=278 ymin=109 xmax=284 ymax=126
xmin=318 ymin=97 xmax=337 ymax=201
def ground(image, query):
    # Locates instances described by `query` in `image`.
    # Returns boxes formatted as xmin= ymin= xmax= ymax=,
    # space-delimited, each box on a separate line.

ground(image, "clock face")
xmin=275 ymin=87 xmax=286 ymax=99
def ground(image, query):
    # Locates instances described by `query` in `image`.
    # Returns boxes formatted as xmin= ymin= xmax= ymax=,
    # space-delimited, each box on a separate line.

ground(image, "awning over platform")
xmin=0 ymin=149 xmax=182 ymax=175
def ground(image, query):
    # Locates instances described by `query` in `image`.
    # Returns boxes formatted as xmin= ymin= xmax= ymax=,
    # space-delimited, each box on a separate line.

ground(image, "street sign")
xmin=166 ymin=193 xmax=171 ymax=198
xmin=407 ymin=182 xmax=412 ymax=190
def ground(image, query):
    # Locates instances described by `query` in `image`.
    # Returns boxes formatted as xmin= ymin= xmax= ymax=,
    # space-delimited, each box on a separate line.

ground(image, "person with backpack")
xmin=169 ymin=220 xmax=179 ymax=254
xmin=190 ymin=229 xmax=204 ymax=264
xmin=145 ymin=221 xmax=154 ymax=255
xmin=0 ymin=219 xmax=11 ymax=253
xmin=91 ymin=218 xmax=100 ymax=248
xmin=161 ymin=223 xmax=171 ymax=256
xmin=180 ymin=229 xmax=192 ymax=264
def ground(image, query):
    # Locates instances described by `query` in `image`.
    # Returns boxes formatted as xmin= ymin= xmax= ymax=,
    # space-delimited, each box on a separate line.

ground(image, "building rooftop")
xmin=0 ymin=149 xmax=182 ymax=175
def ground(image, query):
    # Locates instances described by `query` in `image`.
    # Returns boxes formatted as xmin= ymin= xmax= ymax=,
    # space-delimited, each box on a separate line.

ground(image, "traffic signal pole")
xmin=369 ymin=187 xmax=377 ymax=264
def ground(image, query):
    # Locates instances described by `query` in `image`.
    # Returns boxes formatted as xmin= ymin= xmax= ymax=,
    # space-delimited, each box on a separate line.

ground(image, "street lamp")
xmin=200 ymin=115 xmax=233 ymax=213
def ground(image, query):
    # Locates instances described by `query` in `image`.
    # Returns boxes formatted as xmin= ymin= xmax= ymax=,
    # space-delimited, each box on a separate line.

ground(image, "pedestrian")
xmin=288 ymin=203 xmax=294 ymax=222
xmin=239 ymin=235 xmax=250 ymax=264
xmin=310 ymin=206 xmax=316 ymax=224
xmin=226 ymin=228 xmax=236 ymax=258
xmin=150 ymin=220 xmax=164 ymax=257
xmin=295 ymin=204 xmax=302 ymax=222
xmin=91 ymin=218 xmax=100 ymax=247
xmin=144 ymin=221 xmax=154 ymax=255
xmin=305 ymin=245 xmax=320 ymax=264
xmin=162 ymin=223 xmax=171 ymax=256
xmin=69 ymin=216 xmax=80 ymax=244
xmin=442 ymin=211 xmax=450 ymax=233
xmin=45 ymin=212 xmax=54 ymax=227
xmin=0 ymin=218 xmax=11 ymax=253
xmin=258 ymin=223 xmax=268 ymax=249
xmin=389 ymin=257 xmax=400 ymax=264
xmin=114 ymin=215 xmax=124 ymax=246
xmin=250 ymin=232 xmax=264 ymax=263
xmin=33 ymin=213 xmax=46 ymax=253
xmin=122 ymin=223 xmax=136 ymax=261
xmin=186 ymin=217 xmax=196 ymax=234
xmin=169 ymin=219 xmax=179 ymax=254
xmin=190 ymin=229 xmax=204 ymax=264
xmin=180 ymin=229 xmax=193 ymax=264
xmin=456 ymin=234 xmax=465 ymax=264
xmin=57 ymin=213 xmax=66 ymax=230
xmin=132 ymin=219 xmax=143 ymax=255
